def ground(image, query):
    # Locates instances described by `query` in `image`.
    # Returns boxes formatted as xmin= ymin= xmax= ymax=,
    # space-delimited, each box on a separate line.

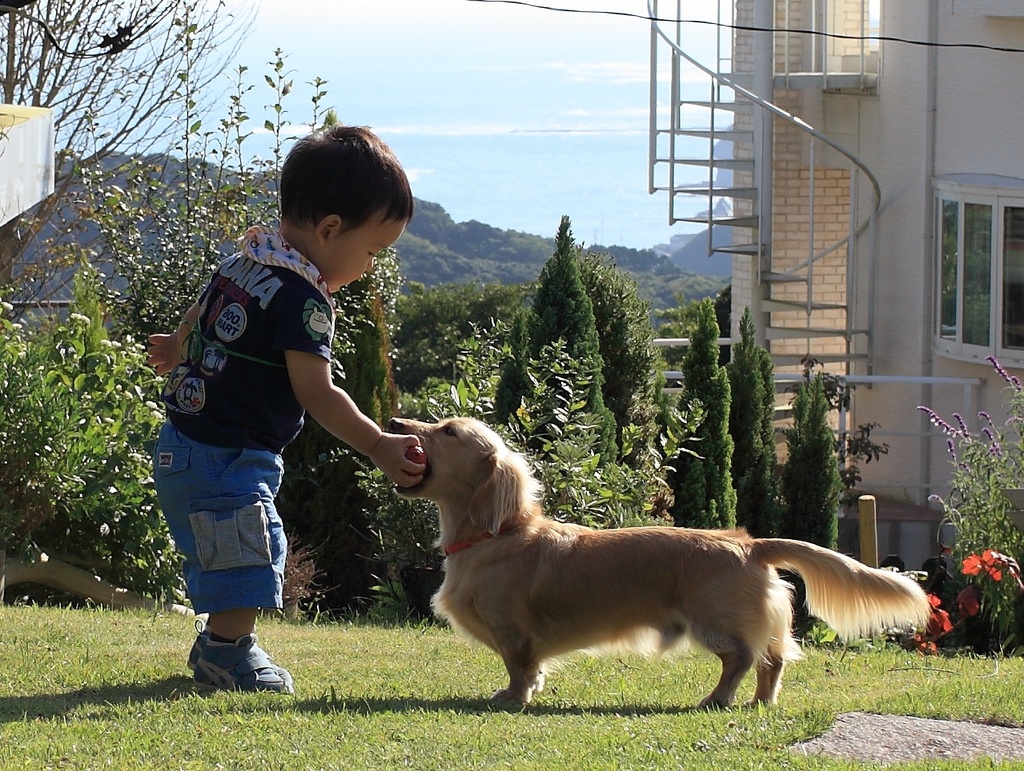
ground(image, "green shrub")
xmin=495 ymin=216 xmax=617 ymax=462
xmin=0 ymin=268 xmax=178 ymax=598
xmin=280 ymin=249 xmax=403 ymax=614
xmin=577 ymin=249 xmax=662 ymax=466
xmin=727 ymin=308 xmax=782 ymax=537
xmin=506 ymin=341 xmax=670 ymax=528
xmin=800 ymin=359 xmax=889 ymax=511
xmin=391 ymin=281 xmax=530 ymax=396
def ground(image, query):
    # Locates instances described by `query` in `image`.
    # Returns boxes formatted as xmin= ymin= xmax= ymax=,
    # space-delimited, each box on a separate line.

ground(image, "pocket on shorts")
xmin=188 ymin=493 xmax=272 ymax=571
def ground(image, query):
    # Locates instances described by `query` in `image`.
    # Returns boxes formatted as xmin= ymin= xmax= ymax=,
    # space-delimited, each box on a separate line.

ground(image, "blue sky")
xmin=215 ymin=0 xmax=722 ymax=248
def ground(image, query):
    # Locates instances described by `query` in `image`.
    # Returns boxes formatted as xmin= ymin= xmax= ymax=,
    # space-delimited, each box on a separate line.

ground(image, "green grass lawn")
xmin=1 ymin=605 xmax=1023 ymax=770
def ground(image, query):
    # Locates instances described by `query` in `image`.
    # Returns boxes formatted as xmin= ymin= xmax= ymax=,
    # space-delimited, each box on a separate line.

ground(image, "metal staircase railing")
xmin=647 ymin=0 xmax=881 ymax=369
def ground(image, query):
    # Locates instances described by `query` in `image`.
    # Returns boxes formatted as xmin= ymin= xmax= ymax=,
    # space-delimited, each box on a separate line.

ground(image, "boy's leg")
xmin=207 ymin=608 xmax=260 ymax=641
xmin=154 ymin=424 xmax=292 ymax=693
xmin=187 ymin=612 xmax=293 ymax=693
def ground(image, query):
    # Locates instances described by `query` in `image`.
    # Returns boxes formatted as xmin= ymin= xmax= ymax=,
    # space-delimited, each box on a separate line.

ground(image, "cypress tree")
xmin=494 ymin=307 xmax=531 ymax=424
xmin=578 ymin=249 xmax=661 ymax=465
xmin=498 ymin=216 xmax=616 ymax=460
xmin=728 ymin=307 xmax=782 ymax=536
xmin=780 ymin=373 xmax=842 ymax=548
xmin=668 ymin=298 xmax=737 ymax=528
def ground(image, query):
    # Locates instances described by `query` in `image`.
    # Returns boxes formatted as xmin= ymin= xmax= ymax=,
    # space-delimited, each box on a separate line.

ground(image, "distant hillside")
xmin=13 ymin=155 xmax=728 ymax=314
xmin=399 ymin=200 xmax=727 ymax=312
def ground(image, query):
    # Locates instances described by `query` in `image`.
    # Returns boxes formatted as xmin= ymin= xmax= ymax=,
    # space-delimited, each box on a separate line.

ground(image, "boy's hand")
xmin=368 ymin=432 xmax=426 ymax=487
xmin=149 ymin=303 xmax=201 ymax=376
xmin=146 ymin=332 xmax=180 ymax=376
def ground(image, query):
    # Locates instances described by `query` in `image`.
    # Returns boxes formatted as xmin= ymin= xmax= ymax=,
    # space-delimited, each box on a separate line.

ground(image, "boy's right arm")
xmin=147 ymin=302 xmax=201 ymax=376
xmin=285 ymin=348 xmax=425 ymax=487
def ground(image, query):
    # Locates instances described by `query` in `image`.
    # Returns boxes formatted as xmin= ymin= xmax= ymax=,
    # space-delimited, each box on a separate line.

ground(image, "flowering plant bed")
xmin=912 ymin=548 xmax=1024 ymax=654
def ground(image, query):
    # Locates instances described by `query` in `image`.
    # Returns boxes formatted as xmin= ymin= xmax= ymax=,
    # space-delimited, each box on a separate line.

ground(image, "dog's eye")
xmin=444 ymin=425 xmax=457 ymax=437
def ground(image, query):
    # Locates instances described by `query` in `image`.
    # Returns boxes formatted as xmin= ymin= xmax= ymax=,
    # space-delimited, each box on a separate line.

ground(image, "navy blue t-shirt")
xmin=162 ymin=252 xmax=335 ymax=454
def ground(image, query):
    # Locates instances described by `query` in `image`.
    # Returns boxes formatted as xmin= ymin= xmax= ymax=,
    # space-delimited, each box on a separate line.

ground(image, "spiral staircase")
xmin=647 ymin=0 xmax=881 ymax=370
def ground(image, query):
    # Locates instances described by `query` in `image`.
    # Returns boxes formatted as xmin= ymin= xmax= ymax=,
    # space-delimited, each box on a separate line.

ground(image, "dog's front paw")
xmin=696 ymin=694 xmax=734 ymax=710
xmin=491 ymin=687 xmax=531 ymax=704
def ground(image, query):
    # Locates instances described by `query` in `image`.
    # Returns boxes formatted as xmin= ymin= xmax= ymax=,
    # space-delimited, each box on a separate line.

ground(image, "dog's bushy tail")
xmin=751 ymin=539 xmax=930 ymax=639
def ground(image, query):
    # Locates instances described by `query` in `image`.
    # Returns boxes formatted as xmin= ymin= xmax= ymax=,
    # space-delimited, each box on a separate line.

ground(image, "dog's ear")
xmin=468 ymin=450 xmax=530 ymax=535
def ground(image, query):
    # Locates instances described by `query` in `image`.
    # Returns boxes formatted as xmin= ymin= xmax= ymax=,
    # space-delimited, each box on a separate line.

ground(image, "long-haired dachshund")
xmin=390 ymin=416 xmax=929 ymax=707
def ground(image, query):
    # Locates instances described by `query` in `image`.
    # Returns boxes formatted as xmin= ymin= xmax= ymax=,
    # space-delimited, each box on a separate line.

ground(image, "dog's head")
xmin=389 ymin=417 xmax=540 ymax=536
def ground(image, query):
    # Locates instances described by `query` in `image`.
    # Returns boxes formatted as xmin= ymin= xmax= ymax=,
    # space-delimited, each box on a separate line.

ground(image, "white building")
xmin=0 ymin=104 xmax=54 ymax=228
xmin=650 ymin=0 xmax=1024 ymax=570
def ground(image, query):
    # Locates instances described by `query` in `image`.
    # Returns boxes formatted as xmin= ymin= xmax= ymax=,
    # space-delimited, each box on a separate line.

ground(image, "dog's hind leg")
xmin=696 ymin=640 xmax=755 ymax=709
xmin=750 ymin=651 xmax=785 ymax=705
xmin=750 ymin=577 xmax=800 ymax=705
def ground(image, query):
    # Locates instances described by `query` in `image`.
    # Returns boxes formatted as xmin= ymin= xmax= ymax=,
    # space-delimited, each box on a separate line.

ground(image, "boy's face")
xmin=311 ymin=214 xmax=406 ymax=292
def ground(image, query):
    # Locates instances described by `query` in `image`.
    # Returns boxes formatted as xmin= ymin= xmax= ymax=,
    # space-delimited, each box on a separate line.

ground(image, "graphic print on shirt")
xmin=175 ymin=376 xmax=207 ymax=413
xmin=219 ymin=254 xmax=284 ymax=310
xmin=163 ymin=364 xmax=207 ymax=413
xmin=303 ymin=299 xmax=332 ymax=341
xmin=199 ymin=342 xmax=228 ymax=377
xmin=214 ymin=302 xmax=247 ymax=342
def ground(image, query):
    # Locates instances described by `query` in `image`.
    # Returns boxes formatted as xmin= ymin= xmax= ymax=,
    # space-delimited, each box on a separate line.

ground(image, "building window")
xmin=934 ymin=175 xmax=1024 ymax=365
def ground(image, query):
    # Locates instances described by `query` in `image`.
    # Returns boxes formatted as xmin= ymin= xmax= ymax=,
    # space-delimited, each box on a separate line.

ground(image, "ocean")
xmin=382 ymin=128 xmax=706 ymax=251
xmin=224 ymin=0 xmax=713 ymax=252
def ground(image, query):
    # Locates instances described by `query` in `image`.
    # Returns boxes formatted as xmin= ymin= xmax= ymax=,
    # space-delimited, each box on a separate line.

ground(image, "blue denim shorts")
xmin=153 ymin=422 xmax=287 ymax=614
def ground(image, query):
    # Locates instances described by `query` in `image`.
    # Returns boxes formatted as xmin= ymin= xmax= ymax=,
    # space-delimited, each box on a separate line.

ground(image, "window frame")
xmin=933 ymin=174 xmax=1024 ymax=367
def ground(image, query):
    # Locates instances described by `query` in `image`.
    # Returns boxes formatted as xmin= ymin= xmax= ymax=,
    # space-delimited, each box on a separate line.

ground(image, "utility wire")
xmin=466 ymin=0 xmax=1024 ymax=55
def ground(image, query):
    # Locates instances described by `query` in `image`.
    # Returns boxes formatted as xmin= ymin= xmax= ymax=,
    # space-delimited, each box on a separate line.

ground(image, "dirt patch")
xmin=791 ymin=712 xmax=1024 ymax=765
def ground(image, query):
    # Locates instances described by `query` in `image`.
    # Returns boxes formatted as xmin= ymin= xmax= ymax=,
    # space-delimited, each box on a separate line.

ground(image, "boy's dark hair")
xmin=280 ymin=125 xmax=414 ymax=229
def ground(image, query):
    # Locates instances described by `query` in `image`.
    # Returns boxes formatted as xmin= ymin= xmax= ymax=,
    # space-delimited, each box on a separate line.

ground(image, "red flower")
xmin=911 ymin=634 xmax=938 ymax=655
xmin=926 ymin=606 xmax=953 ymax=637
xmin=956 ymin=584 xmax=981 ymax=618
xmin=962 ymin=553 xmax=983 ymax=576
xmin=963 ymin=550 xmax=1004 ymax=581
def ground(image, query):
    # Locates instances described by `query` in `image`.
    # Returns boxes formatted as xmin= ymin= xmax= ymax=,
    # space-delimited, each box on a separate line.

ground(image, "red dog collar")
xmin=443 ymin=524 xmax=513 ymax=556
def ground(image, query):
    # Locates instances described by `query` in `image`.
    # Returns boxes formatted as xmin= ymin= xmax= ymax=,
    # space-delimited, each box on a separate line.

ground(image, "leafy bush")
xmin=919 ymin=356 xmax=1024 ymax=650
xmin=507 ymin=341 xmax=672 ymax=528
xmin=799 ymin=358 xmax=889 ymax=511
xmin=495 ymin=216 xmax=617 ymax=462
xmin=391 ymin=281 xmax=530 ymax=396
xmin=280 ymin=248 xmax=404 ymax=613
xmin=577 ymin=249 xmax=662 ymax=463
xmin=912 ymin=548 xmax=1023 ymax=654
xmin=0 ymin=268 xmax=178 ymax=598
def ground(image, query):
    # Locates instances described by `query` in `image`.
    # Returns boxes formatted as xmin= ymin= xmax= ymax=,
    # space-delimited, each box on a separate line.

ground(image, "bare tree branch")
xmin=0 ymin=0 xmax=254 ymax=283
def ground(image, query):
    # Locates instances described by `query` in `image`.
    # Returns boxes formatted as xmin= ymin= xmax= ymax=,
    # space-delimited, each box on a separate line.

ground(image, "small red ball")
xmin=405 ymin=445 xmax=426 ymax=464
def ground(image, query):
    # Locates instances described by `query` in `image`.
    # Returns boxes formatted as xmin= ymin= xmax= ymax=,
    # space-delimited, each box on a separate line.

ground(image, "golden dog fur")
xmin=391 ymin=416 xmax=930 ymax=707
